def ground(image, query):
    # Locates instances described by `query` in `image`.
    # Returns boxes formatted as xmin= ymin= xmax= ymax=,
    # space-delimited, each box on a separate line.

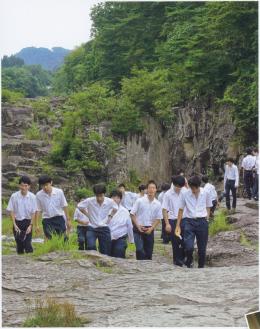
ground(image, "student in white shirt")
xmin=73 ymin=199 xmax=90 ymax=250
xmin=130 ymin=180 xmax=162 ymax=260
xmin=253 ymin=147 xmax=259 ymax=201
xmin=78 ymin=183 xmax=118 ymax=256
xmin=109 ymin=190 xmax=134 ymax=258
xmin=224 ymin=158 xmax=239 ymax=213
xmin=7 ymin=176 xmax=37 ymax=254
xmin=242 ymin=148 xmax=256 ymax=200
xmin=162 ymin=175 xmax=187 ymax=266
xmin=175 ymin=176 xmax=212 ymax=268
xmin=201 ymin=175 xmax=218 ymax=217
xmin=158 ymin=183 xmax=171 ymax=244
xmin=118 ymin=183 xmax=138 ymax=211
xmin=36 ymin=175 xmax=71 ymax=240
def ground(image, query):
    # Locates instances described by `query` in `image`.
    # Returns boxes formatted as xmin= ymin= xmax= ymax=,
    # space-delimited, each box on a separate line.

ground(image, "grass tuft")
xmin=23 ymin=297 xmax=90 ymax=327
xmin=209 ymin=210 xmax=233 ymax=236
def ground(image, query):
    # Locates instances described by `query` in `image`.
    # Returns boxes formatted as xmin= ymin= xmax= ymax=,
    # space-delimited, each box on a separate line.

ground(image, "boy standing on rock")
xmin=241 ymin=148 xmax=256 ymax=200
xmin=130 ymin=180 xmax=162 ymax=260
xmin=224 ymin=158 xmax=239 ymax=213
xmin=7 ymin=176 xmax=37 ymax=254
xmin=162 ymin=175 xmax=188 ymax=266
xmin=175 ymin=176 xmax=212 ymax=268
xmin=109 ymin=190 xmax=134 ymax=258
xmin=36 ymin=175 xmax=71 ymax=240
xmin=77 ymin=183 xmax=118 ymax=256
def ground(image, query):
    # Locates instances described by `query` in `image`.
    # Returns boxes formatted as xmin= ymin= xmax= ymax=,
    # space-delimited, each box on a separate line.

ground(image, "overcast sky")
xmin=0 ymin=0 xmax=103 ymax=56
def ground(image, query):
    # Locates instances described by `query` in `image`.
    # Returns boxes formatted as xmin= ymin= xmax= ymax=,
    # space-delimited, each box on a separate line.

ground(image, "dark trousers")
xmin=225 ymin=179 xmax=237 ymax=209
xmin=253 ymin=174 xmax=259 ymax=199
xmin=133 ymin=227 xmax=154 ymax=260
xmin=169 ymin=218 xmax=186 ymax=266
xmin=210 ymin=200 xmax=217 ymax=217
xmin=13 ymin=219 xmax=33 ymax=254
xmin=111 ymin=235 xmax=127 ymax=258
xmin=42 ymin=216 xmax=67 ymax=240
xmin=86 ymin=226 xmax=111 ymax=256
xmin=161 ymin=219 xmax=170 ymax=244
xmin=244 ymin=170 xmax=254 ymax=199
xmin=184 ymin=217 xmax=208 ymax=268
xmin=77 ymin=226 xmax=88 ymax=250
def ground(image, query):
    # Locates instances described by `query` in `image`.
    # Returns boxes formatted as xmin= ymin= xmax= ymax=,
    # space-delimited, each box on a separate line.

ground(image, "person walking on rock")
xmin=7 ymin=176 xmax=37 ymax=254
xmin=162 ymin=175 xmax=188 ymax=266
xmin=175 ymin=176 xmax=212 ymax=268
xmin=241 ymin=148 xmax=256 ymax=200
xmin=77 ymin=183 xmax=118 ymax=256
xmin=36 ymin=175 xmax=71 ymax=240
xmin=130 ymin=180 xmax=162 ymax=260
xmin=224 ymin=158 xmax=239 ymax=214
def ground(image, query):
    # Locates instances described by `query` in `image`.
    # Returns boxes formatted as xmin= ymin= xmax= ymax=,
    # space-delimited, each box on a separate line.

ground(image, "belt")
xmin=188 ymin=217 xmax=207 ymax=220
xmin=245 ymin=169 xmax=253 ymax=171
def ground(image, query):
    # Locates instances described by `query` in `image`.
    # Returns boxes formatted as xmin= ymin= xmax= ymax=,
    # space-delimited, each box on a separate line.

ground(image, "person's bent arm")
xmin=163 ymin=208 xmax=171 ymax=233
xmin=130 ymin=213 xmax=143 ymax=233
xmin=175 ymin=208 xmax=184 ymax=237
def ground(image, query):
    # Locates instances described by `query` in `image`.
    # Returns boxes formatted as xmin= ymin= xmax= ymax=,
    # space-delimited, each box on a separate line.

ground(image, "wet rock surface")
xmin=2 ymin=198 xmax=259 ymax=327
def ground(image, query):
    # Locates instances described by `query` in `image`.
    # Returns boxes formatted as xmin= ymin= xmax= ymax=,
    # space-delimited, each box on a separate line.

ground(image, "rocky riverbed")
xmin=2 ymin=198 xmax=258 ymax=327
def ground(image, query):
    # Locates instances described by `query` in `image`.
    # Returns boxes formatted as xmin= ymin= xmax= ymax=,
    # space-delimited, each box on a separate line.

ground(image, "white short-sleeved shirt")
xmin=179 ymin=188 xmax=212 ymax=218
xmin=162 ymin=187 xmax=188 ymax=220
xmin=255 ymin=155 xmax=259 ymax=174
xmin=121 ymin=191 xmax=138 ymax=211
xmin=224 ymin=164 xmax=239 ymax=187
xmin=78 ymin=196 xmax=118 ymax=228
xmin=7 ymin=191 xmax=38 ymax=221
xmin=203 ymin=183 xmax=218 ymax=202
xmin=242 ymin=155 xmax=256 ymax=170
xmin=36 ymin=187 xmax=68 ymax=219
xmin=158 ymin=191 xmax=166 ymax=204
xmin=73 ymin=208 xmax=89 ymax=227
xmin=130 ymin=195 xmax=162 ymax=226
xmin=109 ymin=205 xmax=134 ymax=242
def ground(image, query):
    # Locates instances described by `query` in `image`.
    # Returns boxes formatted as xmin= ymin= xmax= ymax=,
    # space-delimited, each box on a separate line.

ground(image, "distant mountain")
xmin=15 ymin=47 xmax=71 ymax=71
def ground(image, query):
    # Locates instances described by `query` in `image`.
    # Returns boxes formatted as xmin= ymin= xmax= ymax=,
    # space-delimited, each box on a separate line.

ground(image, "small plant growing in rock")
xmin=209 ymin=210 xmax=234 ymax=236
xmin=23 ymin=297 xmax=90 ymax=327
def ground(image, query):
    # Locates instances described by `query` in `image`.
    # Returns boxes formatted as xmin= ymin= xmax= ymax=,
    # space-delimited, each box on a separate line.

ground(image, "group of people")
xmin=6 ymin=148 xmax=258 ymax=268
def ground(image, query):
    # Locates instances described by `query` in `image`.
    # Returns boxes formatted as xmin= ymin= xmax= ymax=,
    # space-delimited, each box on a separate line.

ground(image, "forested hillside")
xmin=2 ymin=1 xmax=258 ymax=191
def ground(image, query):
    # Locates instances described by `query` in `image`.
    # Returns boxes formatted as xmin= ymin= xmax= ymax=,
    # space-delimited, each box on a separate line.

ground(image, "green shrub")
xmin=2 ymin=89 xmax=24 ymax=103
xmin=75 ymin=187 xmax=93 ymax=200
xmin=25 ymin=122 xmax=42 ymax=140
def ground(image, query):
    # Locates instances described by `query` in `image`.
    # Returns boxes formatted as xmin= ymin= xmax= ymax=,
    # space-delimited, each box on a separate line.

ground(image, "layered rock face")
xmin=2 ymin=100 xmax=238 ymax=197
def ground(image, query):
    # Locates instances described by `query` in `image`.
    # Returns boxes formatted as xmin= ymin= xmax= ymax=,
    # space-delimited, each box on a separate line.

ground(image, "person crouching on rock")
xmin=35 ymin=175 xmax=71 ymax=241
xmin=130 ymin=180 xmax=162 ymax=260
xmin=175 ymin=176 xmax=212 ymax=268
xmin=6 ymin=176 xmax=37 ymax=254
xmin=108 ymin=189 xmax=134 ymax=258
xmin=73 ymin=198 xmax=90 ymax=250
xmin=77 ymin=183 xmax=118 ymax=256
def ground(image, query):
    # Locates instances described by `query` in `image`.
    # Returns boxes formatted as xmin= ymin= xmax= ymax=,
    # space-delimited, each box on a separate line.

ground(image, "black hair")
xmin=226 ymin=157 xmax=234 ymax=163
xmin=19 ymin=176 xmax=31 ymax=185
xmin=138 ymin=184 xmax=147 ymax=192
xmin=177 ymin=168 xmax=185 ymax=175
xmin=201 ymin=175 xmax=209 ymax=183
xmin=147 ymin=180 xmax=157 ymax=189
xmin=188 ymin=176 xmax=201 ymax=188
xmin=110 ymin=189 xmax=123 ymax=199
xmin=118 ymin=183 xmax=126 ymax=189
xmin=172 ymin=175 xmax=185 ymax=188
xmin=93 ymin=183 xmax=106 ymax=195
xmin=161 ymin=183 xmax=171 ymax=191
xmin=38 ymin=175 xmax=52 ymax=186
xmin=253 ymin=147 xmax=258 ymax=153
xmin=246 ymin=147 xmax=253 ymax=155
